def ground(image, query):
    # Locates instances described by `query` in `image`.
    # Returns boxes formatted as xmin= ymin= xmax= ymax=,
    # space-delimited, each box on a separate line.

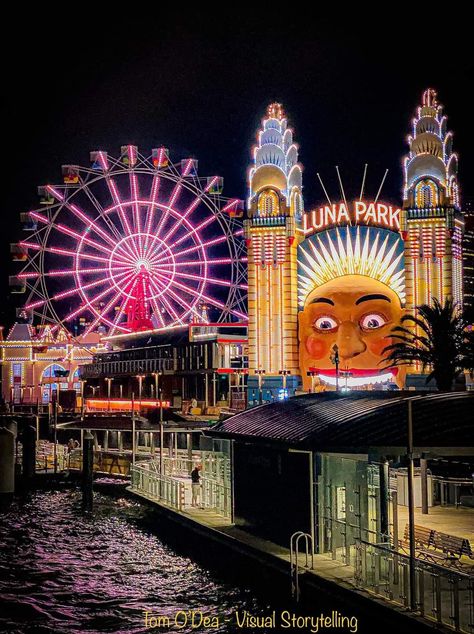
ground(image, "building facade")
xmin=245 ymin=104 xmax=304 ymax=402
xmin=401 ymin=89 xmax=464 ymax=312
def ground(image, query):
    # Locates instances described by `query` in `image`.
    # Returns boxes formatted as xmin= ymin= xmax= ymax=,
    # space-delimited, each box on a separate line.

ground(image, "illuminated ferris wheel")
xmin=13 ymin=146 xmax=247 ymax=336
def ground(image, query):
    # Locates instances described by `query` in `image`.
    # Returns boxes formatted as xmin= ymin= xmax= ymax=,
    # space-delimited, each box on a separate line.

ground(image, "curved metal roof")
xmin=211 ymin=392 xmax=474 ymax=450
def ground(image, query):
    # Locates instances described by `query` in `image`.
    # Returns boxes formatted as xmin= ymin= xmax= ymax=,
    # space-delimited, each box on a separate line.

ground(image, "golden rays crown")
xmin=298 ymin=226 xmax=405 ymax=307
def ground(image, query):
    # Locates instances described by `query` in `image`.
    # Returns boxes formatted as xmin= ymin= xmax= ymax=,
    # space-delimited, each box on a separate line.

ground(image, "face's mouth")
xmin=308 ymin=368 xmax=398 ymax=378
xmin=308 ymin=367 xmax=398 ymax=387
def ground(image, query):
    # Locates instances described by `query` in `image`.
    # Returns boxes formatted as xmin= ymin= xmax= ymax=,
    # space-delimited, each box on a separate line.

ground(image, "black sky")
xmin=2 ymin=12 xmax=472 ymax=327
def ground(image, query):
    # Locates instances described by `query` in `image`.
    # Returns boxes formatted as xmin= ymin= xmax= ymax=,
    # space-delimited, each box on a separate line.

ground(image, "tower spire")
xmin=245 ymin=103 xmax=304 ymax=403
xmin=401 ymin=89 xmax=463 ymax=311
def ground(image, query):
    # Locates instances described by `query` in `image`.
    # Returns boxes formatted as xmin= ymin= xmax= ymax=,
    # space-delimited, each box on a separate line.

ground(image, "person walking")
xmin=191 ymin=464 xmax=202 ymax=507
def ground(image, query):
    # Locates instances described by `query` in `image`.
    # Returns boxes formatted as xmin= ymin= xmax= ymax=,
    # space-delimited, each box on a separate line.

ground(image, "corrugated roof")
xmin=211 ymin=391 xmax=474 ymax=450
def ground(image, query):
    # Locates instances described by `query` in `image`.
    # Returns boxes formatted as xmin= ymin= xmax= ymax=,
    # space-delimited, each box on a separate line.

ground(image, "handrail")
xmin=130 ymin=463 xmax=185 ymax=511
xmin=290 ymin=531 xmax=314 ymax=602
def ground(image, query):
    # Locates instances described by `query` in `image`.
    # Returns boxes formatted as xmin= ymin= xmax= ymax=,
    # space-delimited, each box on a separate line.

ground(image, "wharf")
xmin=128 ymin=488 xmax=441 ymax=634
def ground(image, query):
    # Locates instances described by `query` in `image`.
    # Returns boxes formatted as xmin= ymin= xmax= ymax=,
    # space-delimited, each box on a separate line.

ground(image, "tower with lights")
xmin=245 ymin=104 xmax=304 ymax=403
xmin=401 ymin=89 xmax=463 ymax=312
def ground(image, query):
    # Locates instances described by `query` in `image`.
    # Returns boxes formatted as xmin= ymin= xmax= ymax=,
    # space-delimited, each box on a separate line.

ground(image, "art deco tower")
xmin=401 ymin=89 xmax=463 ymax=312
xmin=245 ymin=104 xmax=303 ymax=402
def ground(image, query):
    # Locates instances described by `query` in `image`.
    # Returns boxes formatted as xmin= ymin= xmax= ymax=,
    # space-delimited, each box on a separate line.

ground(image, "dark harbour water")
xmin=0 ymin=490 xmax=276 ymax=634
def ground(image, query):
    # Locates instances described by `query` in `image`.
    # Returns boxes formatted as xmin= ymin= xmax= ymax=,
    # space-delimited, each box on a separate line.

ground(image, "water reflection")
xmin=0 ymin=491 xmax=268 ymax=633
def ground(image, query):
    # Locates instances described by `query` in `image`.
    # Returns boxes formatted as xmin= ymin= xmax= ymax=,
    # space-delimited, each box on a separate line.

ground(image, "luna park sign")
xmin=303 ymin=200 xmax=401 ymax=234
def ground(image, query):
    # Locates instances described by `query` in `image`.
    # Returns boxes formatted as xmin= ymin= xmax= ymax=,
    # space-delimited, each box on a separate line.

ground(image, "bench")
xmin=401 ymin=523 xmax=474 ymax=567
xmin=431 ymin=531 xmax=474 ymax=561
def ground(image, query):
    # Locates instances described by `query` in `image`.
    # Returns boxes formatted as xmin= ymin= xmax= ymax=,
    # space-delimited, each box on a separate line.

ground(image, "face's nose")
xmin=336 ymin=321 xmax=366 ymax=360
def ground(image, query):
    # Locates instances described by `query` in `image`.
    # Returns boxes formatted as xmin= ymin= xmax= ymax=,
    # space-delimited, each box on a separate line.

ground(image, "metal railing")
xmin=290 ymin=532 xmax=314 ymax=602
xmin=130 ymin=463 xmax=185 ymax=511
xmin=201 ymin=476 xmax=232 ymax=519
xmin=355 ymin=539 xmax=474 ymax=634
xmin=35 ymin=441 xmax=68 ymax=472
xmin=162 ymin=456 xmax=194 ymax=477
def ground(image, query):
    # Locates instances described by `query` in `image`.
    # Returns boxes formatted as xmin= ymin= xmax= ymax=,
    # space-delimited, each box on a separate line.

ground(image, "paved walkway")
xmin=397 ymin=504 xmax=474 ymax=542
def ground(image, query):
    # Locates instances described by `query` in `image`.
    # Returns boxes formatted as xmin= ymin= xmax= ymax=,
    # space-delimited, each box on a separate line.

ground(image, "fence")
xmin=355 ymin=539 xmax=474 ymax=634
xmin=201 ymin=476 xmax=232 ymax=519
xmin=35 ymin=441 xmax=68 ymax=472
xmin=130 ymin=463 xmax=185 ymax=511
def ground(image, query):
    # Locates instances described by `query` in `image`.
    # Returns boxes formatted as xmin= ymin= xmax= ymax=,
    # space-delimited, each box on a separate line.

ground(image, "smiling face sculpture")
xmin=298 ymin=226 xmax=405 ymax=390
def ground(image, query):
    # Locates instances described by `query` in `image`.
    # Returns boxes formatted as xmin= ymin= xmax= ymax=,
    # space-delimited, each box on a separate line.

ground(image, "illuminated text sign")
xmin=303 ymin=201 xmax=401 ymax=234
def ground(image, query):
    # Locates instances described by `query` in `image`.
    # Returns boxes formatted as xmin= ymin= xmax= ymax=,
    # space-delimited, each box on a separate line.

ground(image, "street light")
xmin=136 ymin=375 xmax=145 ymax=411
xmin=255 ymin=369 xmax=266 ymax=405
xmin=329 ymin=344 xmax=340 ymax=391
xmin=105 ymin=377 xmax=113 ymax=411
xmin=151 ymin=371 xmax=162 ymax=401
xmin=279 ymin=369 xmax=290 ymax=392
xmin=306 ymin=370 xmax=318 ymax=393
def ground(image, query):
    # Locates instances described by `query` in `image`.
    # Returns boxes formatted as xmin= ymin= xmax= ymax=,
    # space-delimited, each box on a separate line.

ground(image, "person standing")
xmin=191 ymin=464 xmax=202 ymax=507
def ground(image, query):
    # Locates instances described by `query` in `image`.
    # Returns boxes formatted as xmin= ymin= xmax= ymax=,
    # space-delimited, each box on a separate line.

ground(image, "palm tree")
xmin=381 ymin=297 xmax=474 ymax=391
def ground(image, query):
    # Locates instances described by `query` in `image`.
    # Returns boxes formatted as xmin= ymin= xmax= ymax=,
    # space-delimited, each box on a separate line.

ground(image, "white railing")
xmin=162 ymin=456 xmax=194 ymax=477
xmin=130 ymin=463 xmax=185 ymax=512
xmin=201 ymin=476 xmax=231 ymax=519
xmin=35 ymin=441 xmax=68 ymax=472
xmin=355 ymin=539 xmax=474 ymax=634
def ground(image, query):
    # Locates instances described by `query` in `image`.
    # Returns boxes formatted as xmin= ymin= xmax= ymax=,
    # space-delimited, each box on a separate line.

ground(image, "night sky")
xmin=2 ymin=12 xmax=472 ymax=329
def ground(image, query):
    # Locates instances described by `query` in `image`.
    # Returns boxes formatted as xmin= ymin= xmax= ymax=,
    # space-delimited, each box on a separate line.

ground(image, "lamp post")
xmin=152 ymin=371 xmax=161 ymax=402
xmin=159 ymin=387 xmax=164 ymax=475
xmin=131 ymin=392 xmax=136 ymax=467
xmin=306 ymin=371 xmax=318 ymax=393
xmin=79 ymin=379 xmax=86 ymax=419
xmin=329 ymin=344 xmax=339 ymax=391
xmin=136 ymin=375 xmax=145 ymax=411
xmin=407 ymin=399 xmax=416 ymax=611
xmin=279 ymin=369 xmax=290 ymax=399
xmin=105 ymin=377 xmax=113 ymax=411
xmin=255 ymin=369 xmax=265 ymax=405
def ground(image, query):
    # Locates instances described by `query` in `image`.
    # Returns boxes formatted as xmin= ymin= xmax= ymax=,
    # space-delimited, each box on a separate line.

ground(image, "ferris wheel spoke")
xmin=129 ymin=172 xmax=141 ymax=236
xmin=156 ymin=257 xmax=242 ymax=268
xmin=160 ymin=274 xmax=246 ymax=320
xmin=162 ymin=177 xmax=218 ymax=245
xmin=149 ymin=295 xmax=166 ymax=328
xmin=80 ymin=183 xmax=124 ymax=244
xmin=66 ymin=269 xmax=135 ymax=323
xmin=173 ymin=269 xmax=248 ymax=290
xmin=148 ymin=277 xmax=186 ymax=323
xmin=54 ymin=223 xmax=115 ymax=255
xmin=20 ymin=241 xmax=111 ymax=264
xmin=169 ymin=213 xmax=216 ymax=251
xmin=48 ymin=266 xmax=125 ymax=277
xmin=52 ymin=276 xmax=117 ymax=301
xmin=105 ymin=177 xmax=140 ymax=257
xmin=153 ymin=234 xmax=228 ymax=264
xmin=154 ymin=180 xmax=184 ymax=239
xmin=46 ymin=186 xmax=118 ymax=249
xmin=83 ymin=286 xmax=128 ymax=335
xmin=143 ymin=176 xmax=161 ymax=255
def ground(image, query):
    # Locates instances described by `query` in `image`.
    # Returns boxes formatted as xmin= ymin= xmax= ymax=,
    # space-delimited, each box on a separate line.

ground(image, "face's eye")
xmin=313 ymin=315 xmax=338 ymax=332
xmin=360 ymin=313 xmax=388 ymax=331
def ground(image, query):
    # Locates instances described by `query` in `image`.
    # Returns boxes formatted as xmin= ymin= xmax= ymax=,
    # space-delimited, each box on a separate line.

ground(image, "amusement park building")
xmin=5 ymin=89 xmax=467 ymax=410
xmin=0 ymin=323 xmax=98 ymax=406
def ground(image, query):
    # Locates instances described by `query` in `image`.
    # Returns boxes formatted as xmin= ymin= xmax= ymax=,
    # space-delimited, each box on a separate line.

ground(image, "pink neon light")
xmin=18 ymin=272 xmax=39 ymax=279
xmin=46 ymin=186 xmax=64 ymax=201
xmin=149 ymin=276 xmax=192 ymax=319
xmin=29 ymin=211 xmax=49 ymax=224
xmin=20 ymin=241 xmax=41 ymax=251
xmin=25 ymin=299 xmax=47 ymax=309
xmin=65 ymin=202 xmax=117 ymax=248
xmin=154 ymin=234 xmax=227 ymax=263
xmin=130 ymin=172 xmax=141 ymax=239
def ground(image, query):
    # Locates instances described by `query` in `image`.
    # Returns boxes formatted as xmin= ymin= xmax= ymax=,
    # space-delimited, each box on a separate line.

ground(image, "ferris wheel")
xmin=12 ymin=146 xmax=247 ymax=336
